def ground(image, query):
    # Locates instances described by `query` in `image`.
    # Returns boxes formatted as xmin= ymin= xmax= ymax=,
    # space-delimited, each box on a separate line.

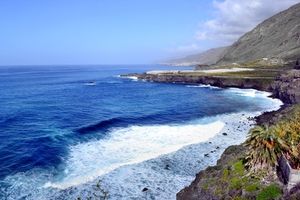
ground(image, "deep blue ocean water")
xmin=0 ymin=65 xmax=280 ymax=199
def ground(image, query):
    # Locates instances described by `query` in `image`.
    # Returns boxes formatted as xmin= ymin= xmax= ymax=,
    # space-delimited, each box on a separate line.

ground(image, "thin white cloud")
xmin=196 ymin=0 xmax=300 ymax=45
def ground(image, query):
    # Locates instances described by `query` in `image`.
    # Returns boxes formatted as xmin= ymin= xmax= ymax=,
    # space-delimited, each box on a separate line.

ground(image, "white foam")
xmin=96 ymin=112 xmax=257 ymax=200
xmin=45 ymin=121 xmax=225 ymax=189
xmin=226 ymin=88 xmax=283 ymax=111
xmin=227 ymin=88 xmax=258 ymax=97
xmin=45 ymin=85 xmax=282 ymax=189
xmin=186 ymin=84 xmax=220 ymax=89
xmin=121 ymin=76 xmax=138 ymax=81
xmin=84 ymin=82 xmax=97 ymax=86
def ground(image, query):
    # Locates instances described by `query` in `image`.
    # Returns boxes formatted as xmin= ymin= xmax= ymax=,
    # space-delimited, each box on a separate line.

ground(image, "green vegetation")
xmin=241 ymin=59 xmax=282 ymax=68
xmin=202 ymin=69 xmax=280 ymax=78
xmin=245 ymin=125 xmax=290 ymax=171
xmin=199 ymin=158 xmax=282 ymax=199
xmin=167 ymin=69 xmax=280 ymax=78
xmin=257 ymin=184 xmax=282 ymax=200
xmin=245 ymin=105 xmax=300 ymax=170
xmin=245 ymin=183 xmax=259 ymax=192
xmin=233 ymin=160 xmax=245 ymax=176
xmin=218 ymin=58 xmax=292 ymax=69
xmin=197 ymin=106 xmax=300 ymax=199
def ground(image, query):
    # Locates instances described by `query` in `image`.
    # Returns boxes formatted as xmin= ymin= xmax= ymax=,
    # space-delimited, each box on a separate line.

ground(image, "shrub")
xmin=257 ymin=184 xmax=281 ymax=200
xmin=245 ymin=106 xmax=300 ymax=170
xmin=245 ymin=126 xmax=289 ymax=171
xmin=245 ymin=183 xmax=259 ymax=192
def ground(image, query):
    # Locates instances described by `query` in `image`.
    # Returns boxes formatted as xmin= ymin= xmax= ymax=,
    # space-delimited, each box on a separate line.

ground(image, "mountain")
xmin=163 ymin=46 xmax=228 ymax=66
xmin=218 ymin=3 xmax=300 ymax=65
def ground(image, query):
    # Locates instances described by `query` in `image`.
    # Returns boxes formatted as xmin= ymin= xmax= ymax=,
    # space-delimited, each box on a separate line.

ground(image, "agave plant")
xmin=245 ymin=125 xmax=291 ymax=171
xmin=245 ymin=106 xmax=300 ymax=171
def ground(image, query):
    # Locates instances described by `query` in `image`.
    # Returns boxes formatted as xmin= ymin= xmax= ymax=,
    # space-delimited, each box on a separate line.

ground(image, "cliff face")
xmin=129 ymin=73 xmax=273 ymax=91
xmin=271 ymin=70 xmax=300 ymax=104
xmin=218 ymin=3 xmax=300 ymax=64
xmin=125 ymin=69 xmax=300 ymax=104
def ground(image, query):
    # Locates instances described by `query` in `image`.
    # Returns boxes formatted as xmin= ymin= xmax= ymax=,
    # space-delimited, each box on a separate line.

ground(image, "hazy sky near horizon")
xmin=0 ymin=0 xmax=299 ymax=65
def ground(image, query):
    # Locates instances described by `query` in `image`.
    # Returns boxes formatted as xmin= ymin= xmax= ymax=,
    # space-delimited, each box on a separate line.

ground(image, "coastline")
xmin=122 ymin=69 xmax=300 ymax=199
xmin=56 ymin=110 xmax=278 ymax=199
xmin=4 ymin=69 xmax=297 ymax=200
xmin=6 ymin=86 xmax=282 ymax=200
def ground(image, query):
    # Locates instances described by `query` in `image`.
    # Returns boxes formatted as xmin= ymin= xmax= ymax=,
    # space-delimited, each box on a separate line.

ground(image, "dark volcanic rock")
xmin=126 ymin=68 xmax=300 ymax=105
xmin=129 ymin=73 xmax=272 ymax=91
xmin=272 ymin=70 xmax=300 ymax=104
xmin=256 ymin=105 xmax=295 ymax=125
xmin=177 ymin=145 xmax=246 ymax=200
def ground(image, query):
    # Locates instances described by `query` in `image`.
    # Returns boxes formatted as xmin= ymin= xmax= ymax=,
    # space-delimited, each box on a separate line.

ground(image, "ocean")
xmin=0 ymin=65 xmax=282 ymax=199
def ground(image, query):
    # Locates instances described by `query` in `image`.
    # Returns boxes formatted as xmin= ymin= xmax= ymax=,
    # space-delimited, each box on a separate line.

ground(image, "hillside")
xmin=218 ymin=3 xmax=300 ymax=65
xmin=163 ymin=46 xmax=228 ymax=66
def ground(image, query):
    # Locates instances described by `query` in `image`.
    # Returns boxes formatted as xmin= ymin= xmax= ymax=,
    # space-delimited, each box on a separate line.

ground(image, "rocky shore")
xmin=123 ymin=69 xmax=300 ymax=199
xmin=123 ymin=72 xmax=273 ymax=91
xmin=177 ymin=70 xmax=300 ymax=200
xmin=123 ymin=69 xmax=300 ymax=103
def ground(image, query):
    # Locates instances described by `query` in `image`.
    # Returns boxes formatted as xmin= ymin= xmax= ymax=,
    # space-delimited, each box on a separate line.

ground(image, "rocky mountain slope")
xmin=168 ymin=3 xmax=300 ymax=67
xmin=218 ymin=3 xmax=300 ymax=64
xmin=163 ymin=46 xmax=228 ymax=66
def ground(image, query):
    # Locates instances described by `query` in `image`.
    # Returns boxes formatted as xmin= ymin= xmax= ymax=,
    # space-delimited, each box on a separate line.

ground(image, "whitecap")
xmin=84 ymin=82 xmax=97 ymax=86
xmin=119 ymin=75 xmax=138 ymax=81
xmin=226 ymin=88 xmax=260 ymax=97
xmin=186 ymin=84 xmax=220 ymax=89
xmin=45 ymin=121 xmax=225 ymax=189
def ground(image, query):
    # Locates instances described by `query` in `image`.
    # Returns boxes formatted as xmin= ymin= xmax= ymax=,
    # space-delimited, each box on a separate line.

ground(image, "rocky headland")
xmin=125 ymin=68 xmax=300 ymax=103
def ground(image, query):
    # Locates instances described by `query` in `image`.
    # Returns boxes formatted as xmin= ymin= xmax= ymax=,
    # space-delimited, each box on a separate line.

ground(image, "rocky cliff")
xmin=272 ymin=70 xmax=300 ymax=104
xmin=124 ymin=69 xmax=300 ymax=104
xmin=128 ymin=72 xmax=271 ymax=90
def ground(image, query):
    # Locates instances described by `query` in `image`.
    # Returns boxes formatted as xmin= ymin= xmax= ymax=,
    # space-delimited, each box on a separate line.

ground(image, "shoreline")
xmin=121 ymin=69 xmax=300 ymax=199
xmin=3 ymin=69 xmax=298 ymax=199
xmin=58 ymin=111 xmax=276 ymax=199
xmin=3 ymin=85 xmax=282 ymax=200
xmin=70 ymin=81 xmax=281 ymax=200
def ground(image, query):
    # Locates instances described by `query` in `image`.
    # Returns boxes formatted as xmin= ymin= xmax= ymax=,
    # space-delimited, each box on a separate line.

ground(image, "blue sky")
xmin=0 ymin=0 xmax=299 ymax=65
